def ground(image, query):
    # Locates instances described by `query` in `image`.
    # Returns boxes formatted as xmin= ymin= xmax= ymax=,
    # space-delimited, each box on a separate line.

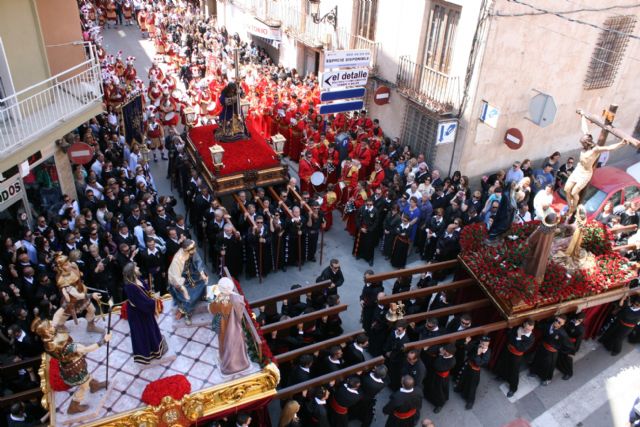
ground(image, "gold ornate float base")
xmin=41 ymin=358 xmax=279 ymax=427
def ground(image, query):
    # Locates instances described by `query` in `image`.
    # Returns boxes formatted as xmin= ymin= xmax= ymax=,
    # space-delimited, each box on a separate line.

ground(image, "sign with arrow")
xmin=321 ymin=69 xmax=369 ymax=90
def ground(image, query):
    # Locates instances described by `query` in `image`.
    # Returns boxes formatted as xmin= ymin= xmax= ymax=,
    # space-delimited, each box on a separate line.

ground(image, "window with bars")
xmin=423 ymin=1 xmax=460 ymax=73
xmin=402 ymin=104 xmax=439 ymax=165
xmin=354 ymin=0 xmax=378 ymax=41
xmin=584 ymin=15 xmax=637 ymax=90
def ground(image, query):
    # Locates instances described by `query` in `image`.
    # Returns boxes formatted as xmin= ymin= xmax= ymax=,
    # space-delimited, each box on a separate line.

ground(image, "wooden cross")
xmin=577 ymin=106 xmax=640 ymax=148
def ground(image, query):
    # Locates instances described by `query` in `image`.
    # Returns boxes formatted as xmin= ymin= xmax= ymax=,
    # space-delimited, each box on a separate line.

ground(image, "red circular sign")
xmin=374 ymin=86 xmax=391 ymax=106
xmin=504 ymin=128 xmax=524 ymax=150
xmin=67 ymin=142 xmax=94 ymax=165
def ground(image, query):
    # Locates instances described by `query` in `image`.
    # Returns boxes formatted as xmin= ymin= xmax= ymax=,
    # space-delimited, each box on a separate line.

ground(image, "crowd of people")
xmin=1 ymin=0 xmax=640 ymax=426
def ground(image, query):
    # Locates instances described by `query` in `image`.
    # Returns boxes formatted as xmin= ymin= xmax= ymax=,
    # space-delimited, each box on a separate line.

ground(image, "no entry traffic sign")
xmin=504 ymin=128 xmax=524 ymax=150
xmin=68 ymin=142 xmax=94 ymax=165
xmin=374 ymin=86 xmax=391 ymax=105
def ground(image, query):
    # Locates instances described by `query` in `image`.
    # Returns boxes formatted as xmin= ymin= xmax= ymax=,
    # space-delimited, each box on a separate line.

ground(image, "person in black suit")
xmin=401 ymin=349 xmax=426 ymax=389
xmin=152 ymin=204 xmax=175 ymax=240
xmin=140 ymin=238 xmax=167 ymax=294
xmin=353 ymin=198 xmax=379 ymax=266
xmin=302 ymin=386 xmax=330 ymax=427
xmin=343 ymin=334 xmax=369 ymax=367
xmin=316 ymin=259 xmax=344 ymax=297
xmin=529 ymin=315 xmax=569 ymax=386
xmin=114 ymin=223 xmax=137 ymax=248
xmin=422 ymin=208 xmax=446 ymax=260
xmin=425 ymin=343 xmax=457 ymax=413
xmin=456 ymin=336 xmax=491 ymax=410
xmin=355 ymin=365 xmax=388 ymax=427
xmin=8 ymin=324 xmax=42 ymax=358
xmin=288 ymin=354 xmax=314 ymax=387
xmin=384 ymin=320 xmax=410 ymax=391
xmin=7 ymin=402 xmax=37 ymax=427
xmin=446 ymin=313 xmax=473 ymax=378
xmin=433 ymin=223 xmax=460 ymax=262
xmin=360 ymin=270 xmax=383 ymax=334
xmin=495 ymin=319 xmax=535 ymax=397
xmin=556 ymin=312 xmax=586 ymax=380
xmin=600 ymin=295 xmax=640 ymax=356
xmin=165 ymin=228 xmax=183 ymax=262
xmin=315 ymin=346 xmax=344 ymax=377
xmin=328 ymin=376 xmax=362 ymax=427
xmin=382 ymin=375 xmax=422 ymax=427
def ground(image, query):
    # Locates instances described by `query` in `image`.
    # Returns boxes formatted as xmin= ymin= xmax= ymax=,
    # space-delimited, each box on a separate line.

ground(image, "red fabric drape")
xmin=581 ymin=303 xmax=614 ymax=339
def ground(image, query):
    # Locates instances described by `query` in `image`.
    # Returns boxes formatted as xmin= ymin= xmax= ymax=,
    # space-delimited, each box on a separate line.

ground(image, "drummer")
xmin=298 ymin=150 xmax=318 ymax=194
xmin=145 ymin=111 xmax=167 ymax=162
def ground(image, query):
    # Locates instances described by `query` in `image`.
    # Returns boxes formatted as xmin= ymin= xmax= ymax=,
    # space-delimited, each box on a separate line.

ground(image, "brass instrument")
xmin=385 ymin=301 xmax=405 ymax=322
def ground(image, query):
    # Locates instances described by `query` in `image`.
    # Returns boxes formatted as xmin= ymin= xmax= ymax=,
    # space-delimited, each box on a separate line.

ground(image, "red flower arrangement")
xmin=460 ymin=221 xmax=634 ymax=310
xmin=141 ymin=374 xmax=191 ymax=406
xmin=49 ymin=358 xmax=70 ymax=391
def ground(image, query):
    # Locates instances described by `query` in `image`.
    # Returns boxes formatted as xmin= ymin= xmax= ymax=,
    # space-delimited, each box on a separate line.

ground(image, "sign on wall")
xmin=324 ymin=49 xmax=371 ymax=69
xmin=436 ymin=120 xmax=458 ymax=145
xmin=480 ymin=101 xmax=500 ymax=129
xmin=321 ymin=69 xmax=369 ymax=90
xmin=247 ymin=18 xmax=282 ymax=41
xmin=0 ymin=175 xmax=23 ymax=211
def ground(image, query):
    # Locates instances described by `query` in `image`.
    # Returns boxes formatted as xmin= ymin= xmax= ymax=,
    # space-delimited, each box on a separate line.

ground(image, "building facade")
xmin=214 ymin=0 xmax=640 ymax=176
xmin=0 ymin=0 xmax=103 ymax=230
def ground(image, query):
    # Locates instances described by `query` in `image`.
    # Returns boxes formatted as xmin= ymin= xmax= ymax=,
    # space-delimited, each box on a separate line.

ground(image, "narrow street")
xmin=100 ymin=24 xmax=640 ymax=427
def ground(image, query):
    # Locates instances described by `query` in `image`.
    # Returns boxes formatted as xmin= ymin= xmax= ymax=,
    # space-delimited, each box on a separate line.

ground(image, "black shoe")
xmin=611 ymin=351 xmax=620 ymax=356
xmin=309 ymin=258 xmax=316 ymax=262
xmin=154 ymin=157 xmax=158 ymax=162
xmin=506 ymin=390 xmax=515 ymax=398
xmin=453 ymin=387 xmax=461 ymax=393
xmin=281 ymin=266 xmax=287 ymax=272
xmin=527 ymin=372 xmax=537 ymax=378
xmin=465 ymin=402 xmax=474 ymax=410
xmin=562 ymin=374 xmax=572 ymax=381
xmin=433 ymin=406 xmax=442 ymax=414
xmin=368 ymin=259 xmax=374 ymax=266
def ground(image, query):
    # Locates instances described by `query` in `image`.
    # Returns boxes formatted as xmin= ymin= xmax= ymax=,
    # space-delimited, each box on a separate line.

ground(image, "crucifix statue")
xmin=563 ymin=108 xmax=639 ymax=220
xmin=215 ymin=47 xmax=250 ymax=142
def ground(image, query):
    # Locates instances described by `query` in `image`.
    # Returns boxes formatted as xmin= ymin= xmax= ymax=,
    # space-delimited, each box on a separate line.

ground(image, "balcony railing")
xmin=396 ymin=55 xmax=461 ymax=115
xmin=0 ymin=57 xmax=103 ymax=156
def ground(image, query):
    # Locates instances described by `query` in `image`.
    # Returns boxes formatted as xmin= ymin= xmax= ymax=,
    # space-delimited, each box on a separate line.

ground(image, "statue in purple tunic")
xmin=123 ymin=263 xmax=168 ymax=364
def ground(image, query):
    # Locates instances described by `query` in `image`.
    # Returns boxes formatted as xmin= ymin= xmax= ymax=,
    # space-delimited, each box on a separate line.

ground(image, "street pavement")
xmin=101 ymin=24 xmax=640 ymax=427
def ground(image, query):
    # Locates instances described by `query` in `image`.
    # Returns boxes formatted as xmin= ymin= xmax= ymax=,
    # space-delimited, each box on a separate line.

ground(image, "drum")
xmin=171 ymin=89 xmax=183 ymax=102
xmin=310 ymin=171 xmax=325 ymax=186
xmin=163 ymin=111 xmax=179 ymax=126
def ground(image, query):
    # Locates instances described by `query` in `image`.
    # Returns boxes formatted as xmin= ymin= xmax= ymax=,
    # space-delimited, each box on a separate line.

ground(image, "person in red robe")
xmin=338 ymin=159 xmax=359 ymax=207
xmin=322 ymin=184 xmax=339 ymax=231
xmin=355 ymin=139 xmax=373 ymax=180
xmin=289 ymin=116 xmax=305 ymax=162
xmin=298 ymin=151 xmax=316 ymax=195
xmin=368 ymin=161 xmax=385 ymax=191
xmin=323 ymin=143 xmax=339 ymax=186
xmin=344 ymin=181 xmax=368 ymax=236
